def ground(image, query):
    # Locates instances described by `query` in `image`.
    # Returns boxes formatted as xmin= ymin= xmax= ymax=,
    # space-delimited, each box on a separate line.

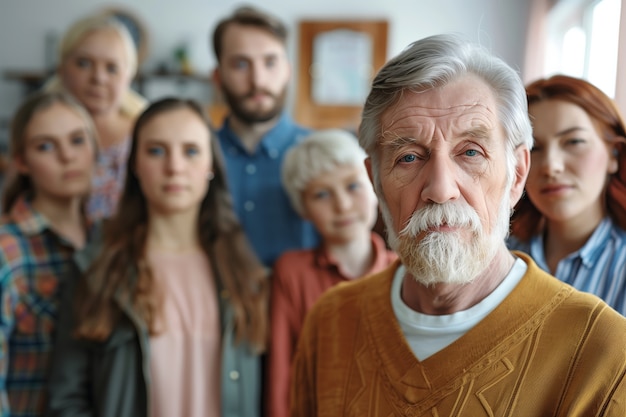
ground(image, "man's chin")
xmin=406 ymin=265 xmax=478 ymax=287
xmin=397 ymin=235 xmax=489 ymax=287
xmin=234 ymin=106 xmax=282 ymax=125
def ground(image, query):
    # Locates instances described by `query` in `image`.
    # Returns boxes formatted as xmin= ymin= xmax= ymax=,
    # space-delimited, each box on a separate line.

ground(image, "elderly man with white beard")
xmin=289 ymin=34 xmax=626 ymax=417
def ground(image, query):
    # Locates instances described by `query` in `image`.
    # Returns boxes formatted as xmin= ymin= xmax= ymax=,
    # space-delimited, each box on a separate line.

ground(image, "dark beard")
xmin=221 ymin=84 xmax=287 ymax=125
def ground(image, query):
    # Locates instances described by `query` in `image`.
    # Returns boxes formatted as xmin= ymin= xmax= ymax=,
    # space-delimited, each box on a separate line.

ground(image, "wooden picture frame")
xmin=295 ymin=20 xmax=388 ymax=131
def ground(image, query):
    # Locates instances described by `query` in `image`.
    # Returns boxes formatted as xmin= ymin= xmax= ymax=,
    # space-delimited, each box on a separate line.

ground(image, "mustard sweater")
xmin=290 ymin=252 xmax=626 ymax=416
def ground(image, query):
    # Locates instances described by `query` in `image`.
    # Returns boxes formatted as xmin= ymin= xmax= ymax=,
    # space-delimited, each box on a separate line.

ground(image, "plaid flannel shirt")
xmin=0 ymin=196 xmax=84 ymax=417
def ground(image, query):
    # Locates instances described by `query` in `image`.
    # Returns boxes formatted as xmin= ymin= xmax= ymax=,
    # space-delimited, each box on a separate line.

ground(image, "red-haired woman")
xmin=509 ymin=75 xmax=626 ymax=314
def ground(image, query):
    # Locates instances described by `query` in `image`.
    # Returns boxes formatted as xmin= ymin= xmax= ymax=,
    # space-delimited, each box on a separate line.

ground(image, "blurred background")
xmin=0 ymin=0 xmax=624 ymax=145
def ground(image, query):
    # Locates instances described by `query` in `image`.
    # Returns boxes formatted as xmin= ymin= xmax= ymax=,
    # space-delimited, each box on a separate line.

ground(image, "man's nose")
xmin=420 ymin=153 xmax=461 ymax=204
xmin=250 ymin=62 xmax=267 ymax=88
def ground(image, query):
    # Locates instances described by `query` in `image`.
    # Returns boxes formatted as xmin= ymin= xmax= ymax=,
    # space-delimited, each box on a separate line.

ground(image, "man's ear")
xmin=509 ymin=145 xmax=530 ymax=208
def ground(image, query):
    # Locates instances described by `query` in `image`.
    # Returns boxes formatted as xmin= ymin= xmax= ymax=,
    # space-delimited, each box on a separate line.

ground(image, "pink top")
xmin=268 ymin=232 xmax=397 ymax=417
xmin=148 ymin=248 xmax=221 ymax=417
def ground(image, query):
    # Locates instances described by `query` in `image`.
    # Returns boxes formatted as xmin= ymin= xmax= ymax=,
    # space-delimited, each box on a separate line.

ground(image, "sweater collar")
xmin=362 ymin=252 xmax=572 ymax=408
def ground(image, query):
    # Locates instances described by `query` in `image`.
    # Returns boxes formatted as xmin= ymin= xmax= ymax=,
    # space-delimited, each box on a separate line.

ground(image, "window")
xmin=545 ymin=0 xmax=621 ymax=97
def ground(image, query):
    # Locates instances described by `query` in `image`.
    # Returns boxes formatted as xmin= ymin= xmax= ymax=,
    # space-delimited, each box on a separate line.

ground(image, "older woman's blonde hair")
xmin=45 ymin=13 xmax=146 ymax=119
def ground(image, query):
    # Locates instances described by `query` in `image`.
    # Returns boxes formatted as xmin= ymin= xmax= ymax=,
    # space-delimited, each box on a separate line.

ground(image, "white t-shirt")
xmin=391 ymin=257 xmax=527 ymax=360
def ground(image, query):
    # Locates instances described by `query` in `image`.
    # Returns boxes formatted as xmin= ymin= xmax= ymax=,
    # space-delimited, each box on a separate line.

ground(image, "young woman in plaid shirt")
xmin=0 ymin=91 xmax=97 ymax=416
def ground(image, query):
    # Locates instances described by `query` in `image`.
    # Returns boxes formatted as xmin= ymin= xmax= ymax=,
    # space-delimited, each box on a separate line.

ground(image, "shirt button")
xmin=246 ymin=164 xmax=257 ymax=174
xmin=229 ymin=370 xmax=240 ymax=380
xmin=244 ymin=201 xmax=255 ymax=211
xmin=268 ymin=149 xmax=279 ymax=159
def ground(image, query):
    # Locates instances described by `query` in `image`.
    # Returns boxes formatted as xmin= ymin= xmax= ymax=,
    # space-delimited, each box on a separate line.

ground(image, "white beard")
xmin=382 ymin=193 xmax=511 ymax=287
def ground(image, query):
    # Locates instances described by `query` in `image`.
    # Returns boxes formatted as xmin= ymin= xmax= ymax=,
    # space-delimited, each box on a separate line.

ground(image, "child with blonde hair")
xmin=268 ymin=129 xmax=396 ymax=417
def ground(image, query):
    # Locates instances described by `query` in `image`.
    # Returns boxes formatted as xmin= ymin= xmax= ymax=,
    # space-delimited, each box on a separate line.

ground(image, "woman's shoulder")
xmin=507 ymin=234 xmax=532 ymax=252
xmin=0 ymin=220 xmax=28 ymax=253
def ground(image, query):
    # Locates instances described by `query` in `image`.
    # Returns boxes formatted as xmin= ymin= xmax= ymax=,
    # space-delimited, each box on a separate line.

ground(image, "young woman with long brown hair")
xmin=47 ymin=98 xmax=268 ymax=417
xmin=509 ymin=75 xmax=626 ymax=314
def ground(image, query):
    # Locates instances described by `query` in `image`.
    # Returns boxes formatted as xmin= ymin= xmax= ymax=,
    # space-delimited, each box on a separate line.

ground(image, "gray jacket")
xmin=47 ymin=246 xmax=262 ymax=417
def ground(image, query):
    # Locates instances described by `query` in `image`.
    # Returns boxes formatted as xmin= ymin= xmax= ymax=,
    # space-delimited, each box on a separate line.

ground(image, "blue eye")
xmin=106 ymin=63 xmax=118 ymax=74
xmin=75 ymin=57 xmax=91 ymax=68
xmin=464 ymin=149 xmax=479 ymax=157
xmin=400 ymin=154 xmax=416 ymax=163
xmin=147 ymin=146 xmax=164 ymax=156
xmin=347 ymin=182 xmax=360 ymax=191
xmin=36 ymin=142 xmax=54 ymax=152
xmin=234 ymin=59 xmax=249 ymax=70
xmin=265 ymin=56 xmax=277 ymax=68
xmin=185 ymin=147 xmax=200 ymax=157
xmin=566 ymin=138 xmax=585 ymax=146
xmin=313 ymin=190 xmax=330 ymax=199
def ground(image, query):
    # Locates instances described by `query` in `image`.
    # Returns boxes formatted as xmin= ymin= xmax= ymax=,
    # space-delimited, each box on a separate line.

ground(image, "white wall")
xmin=0 ymin=0 xmax=531 ymax=137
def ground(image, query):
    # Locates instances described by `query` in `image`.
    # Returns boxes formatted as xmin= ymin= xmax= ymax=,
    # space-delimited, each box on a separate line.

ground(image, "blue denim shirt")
xmin=217 ymin=113 xmax=320 ymax=267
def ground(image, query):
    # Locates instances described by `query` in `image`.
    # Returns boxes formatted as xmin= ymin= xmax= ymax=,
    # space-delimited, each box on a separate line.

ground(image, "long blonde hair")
xmin=45 ymin=13 xmax=146 ymax=119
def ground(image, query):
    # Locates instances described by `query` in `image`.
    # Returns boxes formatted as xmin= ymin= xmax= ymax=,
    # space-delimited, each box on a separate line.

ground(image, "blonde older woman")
xmin=47 ymin=13 xmax=147 ymax=220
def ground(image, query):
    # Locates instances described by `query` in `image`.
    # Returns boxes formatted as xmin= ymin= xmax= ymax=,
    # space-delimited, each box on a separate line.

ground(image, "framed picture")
xmin=295 ymin=20 xmax=388 ymax=130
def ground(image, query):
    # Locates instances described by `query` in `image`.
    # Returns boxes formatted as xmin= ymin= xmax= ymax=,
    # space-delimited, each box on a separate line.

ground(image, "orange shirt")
xmin=268 ymin=232 xmax=396 ymax=417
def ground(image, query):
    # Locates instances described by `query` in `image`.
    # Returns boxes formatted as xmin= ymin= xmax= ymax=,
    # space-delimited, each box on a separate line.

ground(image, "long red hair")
xmin=510 ymin=75 xmax=626 ymax=241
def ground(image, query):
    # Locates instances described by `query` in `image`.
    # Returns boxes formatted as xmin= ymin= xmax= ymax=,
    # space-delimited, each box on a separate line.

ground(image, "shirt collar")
xmin=220 ymin=112 xmax=301 ymax=155
xmin=9 ymin=194 xmax=97 ymax=253
xmin=530 ymin=217 xmax=615 ymax=269
xmin=578 ymin=217 xmax=615 ymax=267
xmin=314 ymin=232 xmax=389 ymax=276
xmin=9 ymin=195 xmax=50 ymax=236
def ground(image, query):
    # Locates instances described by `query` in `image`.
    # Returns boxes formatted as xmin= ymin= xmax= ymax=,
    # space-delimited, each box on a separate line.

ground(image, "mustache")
xmin=399 ymin=201 xmax=482 ymax=238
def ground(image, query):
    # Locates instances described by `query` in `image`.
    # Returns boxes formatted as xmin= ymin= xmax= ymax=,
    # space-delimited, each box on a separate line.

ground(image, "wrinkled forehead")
xmin=380 ymin=75 xmax=500 ymax=139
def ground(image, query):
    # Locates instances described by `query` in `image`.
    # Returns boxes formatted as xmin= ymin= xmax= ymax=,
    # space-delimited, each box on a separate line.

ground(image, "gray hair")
xmin=282 ymin=129 xmax=369 ymax=217
xmin=359 ymin=33 xmax=532 ymax=188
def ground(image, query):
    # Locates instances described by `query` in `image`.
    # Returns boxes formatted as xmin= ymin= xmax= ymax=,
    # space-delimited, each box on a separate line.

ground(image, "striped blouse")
xmin=508 ymin=217 xmax=626 ymax=315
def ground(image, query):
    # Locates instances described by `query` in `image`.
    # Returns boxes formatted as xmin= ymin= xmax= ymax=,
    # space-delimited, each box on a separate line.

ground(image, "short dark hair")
xmin=212 ymin=5 xmax=288 ymax=62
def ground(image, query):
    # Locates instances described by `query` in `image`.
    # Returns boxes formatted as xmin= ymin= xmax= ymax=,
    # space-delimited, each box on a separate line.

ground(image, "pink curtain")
xmin=522 ymin=0 xmax=552 ymax=84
